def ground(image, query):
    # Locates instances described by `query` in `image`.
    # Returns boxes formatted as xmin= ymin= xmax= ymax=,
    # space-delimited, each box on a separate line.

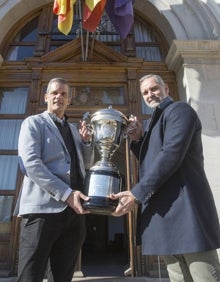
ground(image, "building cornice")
xmin=166 ymin=40 xmax=220 ymax=72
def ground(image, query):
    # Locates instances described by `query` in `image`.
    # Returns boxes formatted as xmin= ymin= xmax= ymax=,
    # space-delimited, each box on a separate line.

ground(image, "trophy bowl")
xmin=82 ymin=106 xmax=128 ymax=215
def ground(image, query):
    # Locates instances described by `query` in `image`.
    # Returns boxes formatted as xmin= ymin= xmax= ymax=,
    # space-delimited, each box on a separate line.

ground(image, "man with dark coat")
xmin=111 ymin=74 xmax=220 ymax=281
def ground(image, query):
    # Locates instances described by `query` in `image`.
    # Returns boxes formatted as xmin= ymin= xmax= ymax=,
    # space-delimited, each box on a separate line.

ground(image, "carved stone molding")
xmin=166 ymin=40 xmax=220 ymax=73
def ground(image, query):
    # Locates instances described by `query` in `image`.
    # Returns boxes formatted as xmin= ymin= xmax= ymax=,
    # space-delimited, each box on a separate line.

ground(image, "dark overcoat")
xmin=131 ymin=97 xmax=220 ymax=255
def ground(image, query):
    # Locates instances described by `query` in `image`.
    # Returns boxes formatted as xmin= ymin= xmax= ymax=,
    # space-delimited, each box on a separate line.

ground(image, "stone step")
xmin=73 ymin=277 xmax=170 ymax=281
xmin=0 ymin=276 xmax=170 ymax=282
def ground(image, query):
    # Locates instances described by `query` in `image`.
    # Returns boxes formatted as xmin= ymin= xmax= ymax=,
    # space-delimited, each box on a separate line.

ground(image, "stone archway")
xmin=134 ymin=0 xmax=220 ymax=42
xmin=1 ymin=0 xmax=219 ymax=50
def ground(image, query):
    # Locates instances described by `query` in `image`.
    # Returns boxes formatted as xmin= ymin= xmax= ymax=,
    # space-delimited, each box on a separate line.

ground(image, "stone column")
xmin=165 ymin=40 xmax=220 ymax=217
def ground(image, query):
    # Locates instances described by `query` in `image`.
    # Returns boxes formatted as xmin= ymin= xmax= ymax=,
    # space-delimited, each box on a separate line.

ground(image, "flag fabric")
xmin=53 ymin=0 xmax=76 ymax=35
xmin=105 ymin=0 xmax=134 ymax=39
xmin=83 ymin=0 xmax=107 ymax=32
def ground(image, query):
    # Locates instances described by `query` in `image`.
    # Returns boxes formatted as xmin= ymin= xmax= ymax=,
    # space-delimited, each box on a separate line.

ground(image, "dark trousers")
xmin=17 ymin=207 xmax=86 ymax=282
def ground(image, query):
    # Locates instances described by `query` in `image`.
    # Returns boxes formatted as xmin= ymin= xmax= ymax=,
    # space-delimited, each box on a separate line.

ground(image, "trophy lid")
xmin=90 ymin=106 xmax=128 ymax=125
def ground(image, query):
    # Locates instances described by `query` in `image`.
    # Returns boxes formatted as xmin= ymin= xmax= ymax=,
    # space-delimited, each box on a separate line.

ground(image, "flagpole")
xmin=85 ymin=31 xmax=89 ymax=61
xmin=78 ymin=0 xmax=85 ymax=61
xmin=90 ymin=31 xmax=96 ymax=59
xmin=91 ymin=25 xmax=102 ymax=59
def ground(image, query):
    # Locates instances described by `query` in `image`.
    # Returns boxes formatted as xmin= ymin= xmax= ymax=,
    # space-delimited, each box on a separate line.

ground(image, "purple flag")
xmin=105 ymin=0 xmax=134 ymax=39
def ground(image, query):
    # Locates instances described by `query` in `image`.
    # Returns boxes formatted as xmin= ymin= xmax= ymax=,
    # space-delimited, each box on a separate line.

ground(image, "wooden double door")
xmin=0 ymin=37 xmax=177 ymax=277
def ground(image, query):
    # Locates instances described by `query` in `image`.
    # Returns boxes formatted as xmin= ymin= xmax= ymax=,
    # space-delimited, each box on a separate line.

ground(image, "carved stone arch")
xmin=181 ymin=0 xmax=217 ymax=39
xmin=134 ymin=0 xmax=178 ymax=44
xmin=134 ymin=0 xmax=220 ymax=43
xmin=1 ymin=0 xmax=220 ymax=49
xmin=198 ymin=0 xmax=220 ymax=38
xmin=0 ymin=0 xmax=51 ymax=44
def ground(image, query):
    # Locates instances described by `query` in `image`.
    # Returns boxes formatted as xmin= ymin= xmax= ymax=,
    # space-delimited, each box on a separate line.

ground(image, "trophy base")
xmin=83 ymin=196 xmax=119 ymax=215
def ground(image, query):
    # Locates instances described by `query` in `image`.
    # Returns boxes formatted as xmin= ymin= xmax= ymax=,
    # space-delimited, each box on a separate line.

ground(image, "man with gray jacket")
xmin=16 ymin=78 xmax=94 ymax=282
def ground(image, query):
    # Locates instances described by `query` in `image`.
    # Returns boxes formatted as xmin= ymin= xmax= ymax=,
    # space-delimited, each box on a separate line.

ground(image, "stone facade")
xmin=166 ymin=40 xmax=220 ymax=216
xmin=1 ymin=0 xmax=220 ymax=230
xmin=0 ymin=0 xmax=220 ymax=266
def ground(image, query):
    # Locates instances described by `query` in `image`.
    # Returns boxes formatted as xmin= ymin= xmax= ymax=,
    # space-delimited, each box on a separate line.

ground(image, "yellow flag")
xmin=53 ymin=0 xmax=76 ymax=35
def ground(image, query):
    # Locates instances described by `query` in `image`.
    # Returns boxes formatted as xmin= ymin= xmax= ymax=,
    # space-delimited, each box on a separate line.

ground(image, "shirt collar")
xmin=48 ymin=112 xmax=68 ymax=126
xmin=158 ymin=96 xmax=173 ymax=111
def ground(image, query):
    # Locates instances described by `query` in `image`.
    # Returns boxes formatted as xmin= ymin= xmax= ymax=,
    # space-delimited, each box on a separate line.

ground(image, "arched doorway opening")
xmin=0 ymin=2 xmax=177 ymax=277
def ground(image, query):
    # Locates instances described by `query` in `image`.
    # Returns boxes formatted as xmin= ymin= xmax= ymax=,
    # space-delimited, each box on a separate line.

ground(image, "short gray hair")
xmin=46 ymin=78 xmax=71 ymax=98
xmin=139 ymin=74 xmax=165 ymax=86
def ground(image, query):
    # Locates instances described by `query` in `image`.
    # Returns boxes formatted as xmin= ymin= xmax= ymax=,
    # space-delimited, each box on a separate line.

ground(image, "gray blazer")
xmin=16 ymin=111 xmax=94 ymax=215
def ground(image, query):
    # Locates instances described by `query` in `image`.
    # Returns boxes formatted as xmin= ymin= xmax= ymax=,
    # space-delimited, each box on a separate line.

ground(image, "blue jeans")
xmin=162 ymin=250 xmax=220 ymax=282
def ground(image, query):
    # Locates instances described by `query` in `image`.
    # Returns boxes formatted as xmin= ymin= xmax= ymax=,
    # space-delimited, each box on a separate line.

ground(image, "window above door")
xmin=1 ymin=3 xmax=167 ymax=62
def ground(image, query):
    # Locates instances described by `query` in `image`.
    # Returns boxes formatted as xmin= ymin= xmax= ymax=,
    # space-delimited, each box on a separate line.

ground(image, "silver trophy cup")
xmin=82 ymin=106 xmax=128 ymax=215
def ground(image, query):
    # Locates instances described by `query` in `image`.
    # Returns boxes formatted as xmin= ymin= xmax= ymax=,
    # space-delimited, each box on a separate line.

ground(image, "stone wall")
xmin=166 ymin=40 xmax=220 ymax=217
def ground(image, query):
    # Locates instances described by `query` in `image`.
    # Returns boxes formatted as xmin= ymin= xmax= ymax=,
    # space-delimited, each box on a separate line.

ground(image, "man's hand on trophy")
xmin=79 ymin=120 xmax=92 ymax=143
xmin=66 ymin=191 xmax=91 ymax=214
xmin=127 ymin=115 xmax=143 ymax=142
xmin=109 ymin=191 xmax=138 ymax=217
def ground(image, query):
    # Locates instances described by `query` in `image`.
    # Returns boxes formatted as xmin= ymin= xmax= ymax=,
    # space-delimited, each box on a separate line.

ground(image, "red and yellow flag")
xmin=53 ymin=0 xmax=76 ymax=35
xmin=83 ymin=0 xmax=106 ymax=32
